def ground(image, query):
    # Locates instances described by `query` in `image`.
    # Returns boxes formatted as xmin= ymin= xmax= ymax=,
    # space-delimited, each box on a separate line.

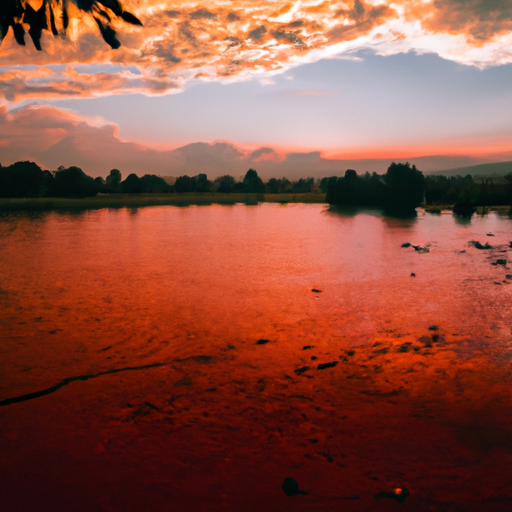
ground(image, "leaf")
xmin=93 ymin=16 xmax=120 ymax=49
xmin=48 ymin=1 xmax=59 ymax=35
xmin=62 ymin=0 xmax=69 ymax=30
xmin=96 ymin=0 xmax=122 ymax=17
xmin=98 ymin=9 xmax=111 ymax=22
xmin=76 ymin=0 xmax=94 ymax=12
xmin=24 ymin=2 xmax=47 ymax=50
xmin=121 ymin=11 xmax=142 ymax=26
xmin=13 ymin=22 xmax=25 ymax=45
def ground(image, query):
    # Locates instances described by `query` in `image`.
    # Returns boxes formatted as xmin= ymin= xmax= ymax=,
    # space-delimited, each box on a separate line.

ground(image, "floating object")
xmin=282 ymin=477 xmax=307 ymax=496
xmin=317 ymin=361 xmax=338 ymax=370
xmin=469 ymin=241 xmax=492 ymax=250
xmin=374 ymin=487 xmax=410 ymax=503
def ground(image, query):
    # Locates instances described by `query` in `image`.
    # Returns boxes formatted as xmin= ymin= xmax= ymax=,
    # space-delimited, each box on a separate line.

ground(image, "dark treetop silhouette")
xmin=0 ymin=0 xmax=142 ymax=51
xmin=2 ymin=162 xmax=511 ymax=214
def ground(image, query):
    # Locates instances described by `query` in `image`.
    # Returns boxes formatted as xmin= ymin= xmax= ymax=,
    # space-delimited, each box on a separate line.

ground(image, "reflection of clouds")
xmin=1 ymin=0 xmax=512 ymax=102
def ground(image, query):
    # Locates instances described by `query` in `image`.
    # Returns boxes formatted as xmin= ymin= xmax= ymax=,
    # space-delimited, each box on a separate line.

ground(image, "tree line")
xmin=325 ymin=163 xmax=512 ymax=213
xmin=0 ymin=163 xmax=319 ymax=198
xmin=1 ymin=161 xmax=511 ymax=213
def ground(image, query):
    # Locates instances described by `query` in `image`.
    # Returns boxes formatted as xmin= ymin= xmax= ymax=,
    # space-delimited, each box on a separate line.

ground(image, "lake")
xmin=1 ymin=204 xmax=512 ymax=511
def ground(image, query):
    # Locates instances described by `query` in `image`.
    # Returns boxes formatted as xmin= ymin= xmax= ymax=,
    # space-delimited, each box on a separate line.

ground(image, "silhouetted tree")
xmin=242 ymin=169 xmax=265 ymax=193
xmin=505 ymin=172 xmax=512 ymax=205
xmin=327 ymin=164 xmax=424 ymax=212
xmin=319 ymin=176 xmax=337 ymax=194
xmin=292 ymin=177 xmax=315 ymax=193
xmin=265 ymin=177 xmax=292 ymax=194
xmin=194 ymin=173 xmax=212 ymax=193
xmin=0 ymin=161 xmax=47 ymax=197
xmin=121 ymin=173 xmax=142 ymax=193
xmin=174 ymin=175 xmax=195 ymax=193
xmin=139 ymin=174 xmax=169 ymax=193
xmin=48 ymin=166 xmax=97 ymax=198
xmin=214 ymin=175 xmax=236 ymax=193
xmin=384 ymin=162 xmax=425 ymax=212
xmin=106 ymin=169 xmax=122 ymax=191
xmin=0 ymin=0 xmax=142 ymax=51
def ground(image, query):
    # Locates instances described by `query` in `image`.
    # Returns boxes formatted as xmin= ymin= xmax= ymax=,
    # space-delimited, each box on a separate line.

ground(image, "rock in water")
xmin=317 ymin=361 xmax=338 ymax=370
xmin=469 ymin=241 xmax=492 ymax=250
xmin=282 ymin=477 xmax=307 ymax=496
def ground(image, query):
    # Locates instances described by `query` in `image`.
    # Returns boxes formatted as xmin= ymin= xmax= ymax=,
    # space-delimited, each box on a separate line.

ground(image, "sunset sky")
xmin=1 ymin=0 xmax=512 ymax=178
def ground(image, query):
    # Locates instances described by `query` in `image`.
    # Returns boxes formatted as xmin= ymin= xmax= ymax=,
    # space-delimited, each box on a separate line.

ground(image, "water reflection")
xmin=326 ymin=205 xmax=383 ymax=218
xmin=1 ymin=204 xmax=512 ymax=511
xmin=380 ymin=213 xmax=418 ymax=229
xmin=453 ymin=212 xmax=472 ymax=225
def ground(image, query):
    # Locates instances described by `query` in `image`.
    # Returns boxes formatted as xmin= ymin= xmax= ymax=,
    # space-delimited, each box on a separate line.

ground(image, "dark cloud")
xmin=190 ymin=9 xmax=217 ymax=20
xmin=226 ymin=12 xmax=240 ymax=22
xmin=271 ymin=30 xmax=303 ymax=45
xmin=164 ymin=10 xmax=182 ymax=17
xmin=247 ymin=26 xmax=267 ymax=42
xmin=424 ymin=0 xmax=512 ymax=41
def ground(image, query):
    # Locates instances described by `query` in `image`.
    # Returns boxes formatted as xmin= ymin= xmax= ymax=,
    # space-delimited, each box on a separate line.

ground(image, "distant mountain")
xmin=430 ymin=161 xmax=512 ymax=178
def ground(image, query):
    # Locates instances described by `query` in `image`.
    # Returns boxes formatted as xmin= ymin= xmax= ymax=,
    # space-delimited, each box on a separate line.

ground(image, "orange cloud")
xmin=1 ymin=0 xmax=511 ymax=102
xmin=401 ymin=0 xmax=512 ymax=43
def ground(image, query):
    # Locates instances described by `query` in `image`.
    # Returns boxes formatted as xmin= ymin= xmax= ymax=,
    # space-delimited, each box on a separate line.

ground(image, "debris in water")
xmin=374 ymin=487 xmax=409 ymax=503
xmin=311 ymin=288 xmax=322 ymax=293
xmin=282 ymin=477 xmax=307 ymax=496
xmin=317 ymin=361 xmax=338 ymax=370
xmin=256 ymin=339 xmax=270 ymax=345
xmin=469 ymin=241 xmax=492 ymax=250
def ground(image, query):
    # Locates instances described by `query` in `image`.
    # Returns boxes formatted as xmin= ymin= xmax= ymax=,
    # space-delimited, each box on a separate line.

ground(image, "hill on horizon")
xmin=429 ymin=161 xmax=512 ymax=178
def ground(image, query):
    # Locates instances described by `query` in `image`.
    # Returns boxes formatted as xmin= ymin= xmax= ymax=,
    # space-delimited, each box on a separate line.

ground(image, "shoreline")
xmin=0 ymin=194 xmax=510 ymax=215
xmin=0 ymin=193 xmax=326 ymax=211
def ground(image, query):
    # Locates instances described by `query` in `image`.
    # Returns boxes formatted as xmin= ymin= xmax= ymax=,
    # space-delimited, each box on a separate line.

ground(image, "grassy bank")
xmin=1 ymin=195 xmax=509 ymax=214
xmin=424 ymin=205 xmax=512 ymax=215
xmin=0 ymin=193 xmax=327 ymax=211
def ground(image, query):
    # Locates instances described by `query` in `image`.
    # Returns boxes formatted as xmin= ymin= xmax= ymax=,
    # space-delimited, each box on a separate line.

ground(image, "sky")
xmin=1 ymin=0 xmax=512 ymax=179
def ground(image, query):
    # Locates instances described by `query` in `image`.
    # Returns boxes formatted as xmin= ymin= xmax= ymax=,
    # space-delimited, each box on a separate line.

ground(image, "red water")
xmin=1 ymin=204 xmax=512 ymax=511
